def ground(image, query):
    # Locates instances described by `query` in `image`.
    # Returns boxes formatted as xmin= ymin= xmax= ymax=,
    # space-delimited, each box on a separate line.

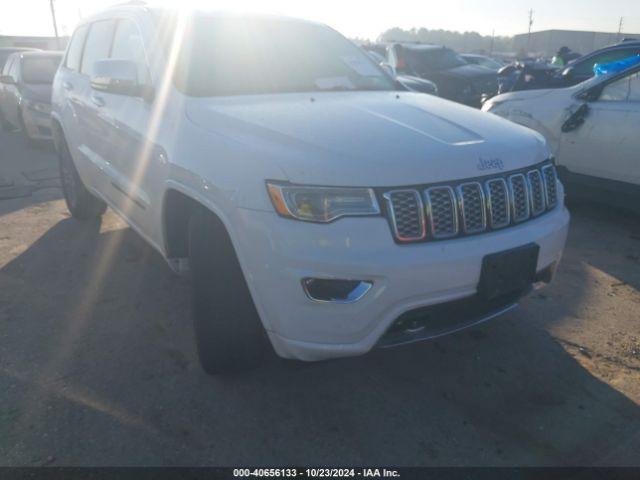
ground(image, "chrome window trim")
xmin=456 ymin=182 xmax=487 ymax=234
xmin=526 ymin=169 xmax=546 ymax=216
xmin=383 ymin=189 xmax=426 ymax=242
xmin=508 ymin=173 xmax=531 ymax=223
xmin=424 ymin=186 xmax=459 ymax=239
xmin=484 ymin=178 xmax=510 ymax=229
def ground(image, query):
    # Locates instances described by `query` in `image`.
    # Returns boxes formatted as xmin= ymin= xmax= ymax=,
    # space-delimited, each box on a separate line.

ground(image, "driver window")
xmin=576 ymin=49 xmax=638 ymax=76
xmin=9 ymin=58 xmax=20 ymax=80
xmin=110 ymin=19 xmax=150 ymax=85
xmin=2 ymin=57 xmax=14 ymax=76
xmin=627 ymin=72 xmax=640 ymax=102
xmin=600 ymin=75 xmax=632 ymax=102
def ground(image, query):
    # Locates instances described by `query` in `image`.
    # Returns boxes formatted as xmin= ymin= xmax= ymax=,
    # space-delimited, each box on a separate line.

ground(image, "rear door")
xmin=0 ymin=56 xmax=16 ymax=121
xmin=558 ymin=68 xmax=640 ymax=186
xmin=3 ymin=57 xmax=21 ymax=126
xmin=76 ymin=19 xmax=117 ymax=197
xmin=55 ymin=25 xmax=88 ymax=148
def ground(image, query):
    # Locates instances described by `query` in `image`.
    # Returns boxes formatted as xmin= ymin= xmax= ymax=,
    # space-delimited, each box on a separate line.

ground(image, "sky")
xmin=1 ymin=0 xmax=639 ymax=40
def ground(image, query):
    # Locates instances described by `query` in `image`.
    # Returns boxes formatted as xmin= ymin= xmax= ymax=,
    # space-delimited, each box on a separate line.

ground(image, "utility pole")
xmin=49 ymin=0 xmax=60 ymax=49
xmin=527 ymin=9 xmax=534 ymax=53
xmin=618 ymin=17 xmax=624 ymax=40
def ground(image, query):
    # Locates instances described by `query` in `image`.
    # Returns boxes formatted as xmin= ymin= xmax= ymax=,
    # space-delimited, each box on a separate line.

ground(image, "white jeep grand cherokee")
xmin=52 ymin=5 xmax=570 ymax=374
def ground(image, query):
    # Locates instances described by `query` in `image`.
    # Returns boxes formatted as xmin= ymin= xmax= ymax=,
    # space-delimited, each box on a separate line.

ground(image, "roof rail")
xmin=114 ymin=0 xmax=147 ymax=6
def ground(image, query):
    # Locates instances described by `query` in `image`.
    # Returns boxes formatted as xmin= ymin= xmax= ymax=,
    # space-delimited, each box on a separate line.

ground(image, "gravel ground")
xmin=0 ymin=129 xmax=639 ymax=466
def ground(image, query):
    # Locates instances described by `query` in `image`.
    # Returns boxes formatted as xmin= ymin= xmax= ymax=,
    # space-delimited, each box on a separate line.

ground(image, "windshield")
xmin=476 ymin=57 xmax=503 ymax=69
xmin=405 ymin=48 xmax=468 ymax=73
xmin=174 ymin=17 xmax=395 ymax=96
xmin=21 ymin=56 xmax=62 ymax=84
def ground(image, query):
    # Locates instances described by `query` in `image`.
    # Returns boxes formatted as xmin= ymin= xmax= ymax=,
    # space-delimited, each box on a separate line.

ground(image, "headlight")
xmin=266 ymin=182 xmax=380 ymax=223
xmin=26 ymin=101 xmax=51 ymax=114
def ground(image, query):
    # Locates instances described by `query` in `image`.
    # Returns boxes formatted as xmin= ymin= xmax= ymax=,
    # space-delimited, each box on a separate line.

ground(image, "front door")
xmin=98 ymin=18 xmax=158 ymax=237
xmin=558 ymin=69 xmax=640 ymax=187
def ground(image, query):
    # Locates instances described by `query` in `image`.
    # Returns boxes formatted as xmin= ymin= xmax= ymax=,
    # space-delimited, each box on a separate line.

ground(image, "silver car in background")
xmin=0 ymin=51 xmax=63 ymax=144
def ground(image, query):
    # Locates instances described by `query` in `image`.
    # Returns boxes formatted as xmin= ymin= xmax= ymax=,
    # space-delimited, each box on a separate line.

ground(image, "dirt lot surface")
xmin=1 ymin=129 xmax=639 ymax=466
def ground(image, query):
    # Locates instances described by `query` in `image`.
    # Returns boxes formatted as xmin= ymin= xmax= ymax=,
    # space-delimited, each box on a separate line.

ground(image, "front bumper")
xmin=231 ymin=204 xmax=570 ymax=361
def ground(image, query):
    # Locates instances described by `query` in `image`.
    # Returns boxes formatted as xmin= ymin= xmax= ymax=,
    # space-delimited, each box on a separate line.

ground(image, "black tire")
xmin=57 ymin=132 xmax=107 ymax=220
xmin=188 ymin=207 xmax=267 ymax=374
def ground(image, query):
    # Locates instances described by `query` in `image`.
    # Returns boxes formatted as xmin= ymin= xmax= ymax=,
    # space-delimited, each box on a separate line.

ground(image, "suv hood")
xmin=440 ymin=64 xmax=497 ymax=80
xmin=186 ymin=91 xmax=549 ymax=187
xmin=489 ymin=88 xmax=559 ymax=104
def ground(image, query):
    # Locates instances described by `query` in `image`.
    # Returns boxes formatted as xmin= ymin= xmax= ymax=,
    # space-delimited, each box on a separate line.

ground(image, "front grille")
xmin=485 ymin=178 xmax=510 ymax=228
xmin=508 ymin=174 xmax=530 ymax=223
xmin=425 ymin=187 xmax=458 ymax=238
xmin=384 ymin=190 xmax=425 ymax=242
xmin=382 ymin=161 xmax=559 ymax=244
xmin=457 ymin=182 xmax=486 ymax=233
xmin=542 ymin=164 xmax=558 ymax=208
xmin=527 ymin=170 xmax=545 ymax=215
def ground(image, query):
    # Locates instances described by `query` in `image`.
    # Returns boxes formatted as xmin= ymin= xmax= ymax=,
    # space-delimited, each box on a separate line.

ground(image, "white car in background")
xmin=483 ymin=63 xmax=640 ymax=209
xmin=52 ymin=4 xmax=569 ymax=374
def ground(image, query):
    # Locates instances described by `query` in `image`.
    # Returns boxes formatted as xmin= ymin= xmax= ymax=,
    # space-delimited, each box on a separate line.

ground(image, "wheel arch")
xmin=50 ymin=113 xmax=66 ymax=152
xmin=161 ymin=184 xmax=235 ymax=260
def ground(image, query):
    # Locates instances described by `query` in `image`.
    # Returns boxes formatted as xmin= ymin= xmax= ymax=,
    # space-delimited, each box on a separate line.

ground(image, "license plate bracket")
xmin=478 ymin=243 xmax=540 ymax=300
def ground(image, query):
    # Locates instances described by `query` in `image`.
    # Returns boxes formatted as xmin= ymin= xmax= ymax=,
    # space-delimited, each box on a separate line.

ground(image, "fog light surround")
xmin=302 ymin=278 xmax=373 ymax=304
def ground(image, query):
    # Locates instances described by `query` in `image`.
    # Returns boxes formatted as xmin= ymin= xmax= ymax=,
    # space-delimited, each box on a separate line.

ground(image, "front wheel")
xmin=188 ymin=208 xmax=267 ymax=375
xmin=57 ymin=133 xmax=107 ymax=220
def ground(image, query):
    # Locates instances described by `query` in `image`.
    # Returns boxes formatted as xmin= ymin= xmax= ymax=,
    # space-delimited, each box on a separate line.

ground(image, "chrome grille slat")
xmin=457 ymin=182 xmax=486 ymax=234
xmin=508 ymin=173 xmax=530 ymax=223
xmin=485 ymin=178 xmax=510 ymax=229
xmin=382 ymin=161 xmax=558 ymax=243
xmin=425 ymin=186 xmax=458 ymax=239
xmin=542 ymin=164 xmax=558 ymax=209
xmin=384 ymin=190 xmax=426 ymax=242
xmin=527 ymin=170 xmax=546 ymax=216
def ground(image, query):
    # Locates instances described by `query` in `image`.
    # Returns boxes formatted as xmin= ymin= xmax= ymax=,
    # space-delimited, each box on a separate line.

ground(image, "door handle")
xmin=90 ymin=94 xmax=105 ymax=108
xmin=62 ymin=81 xmax=73 ymax=91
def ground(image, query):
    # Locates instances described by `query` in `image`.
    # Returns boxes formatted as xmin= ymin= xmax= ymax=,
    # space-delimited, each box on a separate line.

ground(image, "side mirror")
xmin=90 ymin=59 xmax=153 ymax=101
xmin=561 ymin=103 xmax=590 ymax=133
xmin=380 ymin=62 xmax=396 ymax=78
xmin=0 ymin=75 xmax=16 ymax=85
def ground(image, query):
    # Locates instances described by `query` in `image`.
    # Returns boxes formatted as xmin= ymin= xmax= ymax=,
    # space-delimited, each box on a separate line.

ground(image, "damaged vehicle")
xmin=500 ymin=41 xmax=640 ymax=93
xmin=387 ymin=43 xmax=498 ymax=107
xmin=52 ymin=5 xmax=569 ymax=374
xmin=364 ymin=48 xmax=438 ymax=96
xmin=483 ymin=63 xmax=640 ymax=210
